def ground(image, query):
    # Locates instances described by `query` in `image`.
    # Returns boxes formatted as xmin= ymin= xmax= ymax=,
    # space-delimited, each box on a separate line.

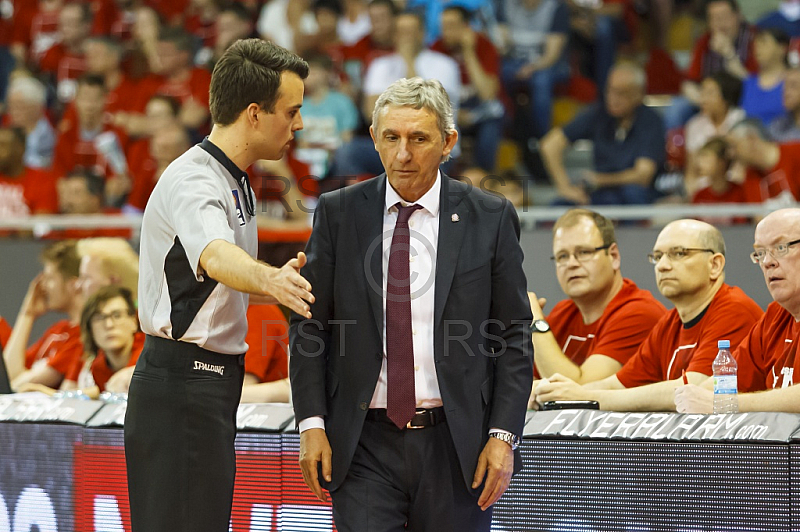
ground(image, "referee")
xmin=124 ymin=39 xmax=313 ymax=532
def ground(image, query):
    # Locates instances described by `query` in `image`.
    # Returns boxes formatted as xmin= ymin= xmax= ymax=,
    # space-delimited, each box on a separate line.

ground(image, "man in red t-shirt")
xmin=528 ymin=209 xmax=666 ymax=405
xmin=0 ymin=126 xmax=58 ymax=218
xmin=240 ymin=304 xmax=291 ymax=403
xmin=676 ymin=209 xmax=800 ymax=413
xmin=431 ymin=5 xmax=503 ymax=172
xmin=727 ymin=119 xmax=800 ymax=203
xmin=342 ymin=0 xmax=396 ymax=88
xmin=39 ymin=2 xmax=91 ymax=104
xmin=2 ymin=240 xmax=84 ymax=390
xmin=537 ymin=218 xmax=763 ymax=411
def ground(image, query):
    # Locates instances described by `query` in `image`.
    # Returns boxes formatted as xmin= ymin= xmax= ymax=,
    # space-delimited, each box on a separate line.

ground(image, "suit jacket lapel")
xmin=434 ymin=175 xmax=469 ymax=329
xmin=355 ymin=175 xmax=387 ymax=341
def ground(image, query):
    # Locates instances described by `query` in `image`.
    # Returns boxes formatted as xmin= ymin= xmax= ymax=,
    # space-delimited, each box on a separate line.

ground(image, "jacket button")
xmin=359 ymin=402 xmax=368 ymax=411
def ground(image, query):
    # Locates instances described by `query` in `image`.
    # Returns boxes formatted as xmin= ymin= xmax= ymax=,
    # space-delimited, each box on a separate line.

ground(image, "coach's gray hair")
xmin=372 ymin=77 xmax=455 ymax=141
xmin=9 ymin=76 xmax=47 ymax=107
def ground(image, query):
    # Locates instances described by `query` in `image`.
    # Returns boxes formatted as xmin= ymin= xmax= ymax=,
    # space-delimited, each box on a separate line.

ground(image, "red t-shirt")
xmin=735 ymin=302 xmax=800 ymax=392
xmin=66 ymin=331 xmax=144 ymax=391
xmin=126 ymin=138 xmax=158 ymax=211
xmin=89 ymin=0 xmax=119 ymax=36
xmin=24 ymin=320 xmax=83 ymax=376
xmin=185 ymin=14 xmax=217 ymax=48
xmin=0 ymin=317 xmax=11 ymax=349
xmin=742 ymin=143 xmax=800 ymax=202
xmin=343 ymin=35 xmax=394 ymax=71
xmin=692 ymin=182 xmax=748 ymax=204
xmin=139 ymin=68 xmax=212 ymax=109
xmin=0 ymin=167 xmax=59 ymax=216
xmin=685 ymin=26 xmax=758 ymax=83
xmin=543 ymin=278 xmax=667 ymax=377
xmin=244 ymin=305 xmax=289 ymax=384
xmin=430 ymin=33 xmax=500 ymax=86
xmin=52 ymin=122 xmax=129 ymax=180
xmin=616 ymin=284 xmax=763 ymax=387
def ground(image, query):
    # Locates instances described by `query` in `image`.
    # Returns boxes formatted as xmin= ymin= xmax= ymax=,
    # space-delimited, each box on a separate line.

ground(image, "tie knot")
xmin=394 ymin=203 xmax=422 ymax=224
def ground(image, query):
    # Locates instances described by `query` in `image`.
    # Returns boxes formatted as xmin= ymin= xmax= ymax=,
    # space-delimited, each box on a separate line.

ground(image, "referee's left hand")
xmin=270 ymin=252 xmax=314 ymax=318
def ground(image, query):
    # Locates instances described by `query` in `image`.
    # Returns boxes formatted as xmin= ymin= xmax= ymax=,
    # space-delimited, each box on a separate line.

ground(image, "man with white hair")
xmin=292 ymin=76 xmax=532 ymax=530
xmin=676 ymin=208 xmax=800 ymax=413
xmin=541 ymin=62 xmax=665 ymax=205
xmin=5 ymin=76 xmax=55 ymax=169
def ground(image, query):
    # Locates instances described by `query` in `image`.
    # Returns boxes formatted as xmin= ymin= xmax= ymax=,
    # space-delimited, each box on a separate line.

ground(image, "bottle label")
xmin=714 ymin=375 xmax=737 ymax=394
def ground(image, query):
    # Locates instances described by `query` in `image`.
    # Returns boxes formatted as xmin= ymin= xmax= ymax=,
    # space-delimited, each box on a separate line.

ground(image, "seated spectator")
xmin=740 ymin=27 xmax=789 ymax=126
xmin=342 ymin=0 xmax=397 ymax=89
xmin=691 ymin=137 xmax=748 ymax=205
xmin=541 ymin=62 xmax=665 ymax=205
xmin=4 ymin=76 xmax=56 ymax=169
xmin=53 ymin=74 xmax=131 ymax=202
xmin=240 ymin=304 xmax=290 ymax=403
xmin=75 ymin=237 xmax=140 ymax=301
xmin=527 ymin=209 xmax=666 ymax=404
xmin=768 ymin=67 xmax=800 ymax=142
xmin=205 ymin=3 xmax=256 ymax=69
xmin=728 ymin=118 xmax=800 ymax=203
xmin=84 ymin=36 xmax=144 ymax=118
xmin=665 ymin=0 xmax=757 ymax=130
xmin=338 ymin=0 xmax=372 ymax=46
xmin=536 ymin=219 xmax=763 ymax=411
xmin=432 ymin=5 xmax=504 ymax=172
xmin=2 ymin=241 xmax=84 ymax=391
xmin=0 ymin=125 xmax=58 ymax=218
xmin=126 ymin=122 xmax=191 ymax=211
xmin=184 ymin=0 xmax=221 ymax=62
xmin=675 ymin=208 xmax=800 ymax=413
xmin=10 ymin=0 xmax=64 ymax=67
xmin=683 ymin=71 xmax=744 ymax=196
xmin=333 ymin=11 xmax=460 ymax=180
xmin=20 ymin=286 xmax=143 ymax=398
xmin=757 ymin=0 xmax=800 ymax=39
xmin=295 ymin=54 xmax=359 ymax=180
xmin=407 ymin=0 xmax=495 ymax=45
xmin=39 ymin=1 xmax=91 ymax=105
xmin=300 ymin=0 xmax=345 ymax=57
xmin=498 ymin=0 xmax=570 ymax=139
xmin=257 ymin=0 xmax=317 ymax=53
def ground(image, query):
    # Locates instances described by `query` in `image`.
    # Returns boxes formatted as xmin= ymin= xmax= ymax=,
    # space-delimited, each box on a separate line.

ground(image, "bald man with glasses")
xmin=527 ymin=209 xmax=666 ymax=407
xmin=535 ymin=218 xmax=763 ymax=412
xmin=676 ymin=208 xmax=800 ymax=413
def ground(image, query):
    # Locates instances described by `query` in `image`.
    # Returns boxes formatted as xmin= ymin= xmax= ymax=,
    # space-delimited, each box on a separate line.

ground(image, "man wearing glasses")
xmin=535 ymin=218 xmax=763 ymax=411
xmin=676 ymin=208 xmax=800 ymax=413
xmin=528 ymin=209 xmax=666 ymax=407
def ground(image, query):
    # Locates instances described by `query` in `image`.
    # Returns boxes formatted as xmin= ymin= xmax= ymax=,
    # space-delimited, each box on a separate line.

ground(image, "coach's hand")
xmin=299 ymin=428 xmax=332 ymax=502
xmin=473 ymin=436 xmax=514 ymax=511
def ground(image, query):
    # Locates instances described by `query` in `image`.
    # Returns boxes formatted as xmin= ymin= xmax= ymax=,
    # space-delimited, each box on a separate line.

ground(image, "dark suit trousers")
xmin=330 ymin=409 xmax=493 ymax=532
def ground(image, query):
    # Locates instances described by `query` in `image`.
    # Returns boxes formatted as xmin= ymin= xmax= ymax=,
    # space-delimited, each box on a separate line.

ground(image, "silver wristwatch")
xmin=530 ymin=319 xmax=551 ymax=333
xmin=489 ymin=431 xmax=520 ymax=450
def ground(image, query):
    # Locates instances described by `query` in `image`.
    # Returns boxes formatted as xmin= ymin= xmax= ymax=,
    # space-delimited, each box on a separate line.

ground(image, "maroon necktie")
xmin=386 ymin=202 xmax=422 ymax=429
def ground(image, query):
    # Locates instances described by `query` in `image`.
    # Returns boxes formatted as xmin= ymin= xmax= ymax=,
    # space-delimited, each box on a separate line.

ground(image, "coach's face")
xmin=258 ymin=71 xmax=304 ymax=160
xmin=370 ymin=105 xmax=458 ymax=202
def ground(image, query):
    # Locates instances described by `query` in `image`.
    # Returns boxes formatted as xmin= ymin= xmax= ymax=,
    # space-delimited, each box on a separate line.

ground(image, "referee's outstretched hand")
xmin=271 ymin=252 xmax=314 ymax=318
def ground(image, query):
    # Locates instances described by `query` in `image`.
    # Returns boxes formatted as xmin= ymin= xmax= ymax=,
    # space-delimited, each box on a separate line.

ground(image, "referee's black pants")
xmin=124 ymin=335 xmax=245 ymax=532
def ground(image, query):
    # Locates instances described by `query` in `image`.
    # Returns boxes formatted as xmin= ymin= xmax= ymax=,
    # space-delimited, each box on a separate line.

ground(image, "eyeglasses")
xmin=750 ymin=238 xmax=800 ymax=264
xmin=647 ymin=248 xmax=715 ymax=264
xmin=90 ymin=309 xmax=133 ymax=326
xmin=551 ymin=245 xmax=611 ymax=265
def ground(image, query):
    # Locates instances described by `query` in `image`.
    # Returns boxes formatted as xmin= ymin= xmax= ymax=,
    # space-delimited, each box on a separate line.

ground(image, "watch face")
xmin=533 ymin=320 xmax=550 ymax=333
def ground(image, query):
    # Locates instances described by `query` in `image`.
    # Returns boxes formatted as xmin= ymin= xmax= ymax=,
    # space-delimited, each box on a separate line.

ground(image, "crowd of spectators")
xmin=1 ymin=0 xmax=800 ymax=222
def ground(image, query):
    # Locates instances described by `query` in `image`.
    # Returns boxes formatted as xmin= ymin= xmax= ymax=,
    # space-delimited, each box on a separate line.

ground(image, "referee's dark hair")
xmin=209 ymin=39 xmax=309 ymax=126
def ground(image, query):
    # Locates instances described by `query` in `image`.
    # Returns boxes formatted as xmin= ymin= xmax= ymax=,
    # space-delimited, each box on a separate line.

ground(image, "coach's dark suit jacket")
xmin=290 ymin=174 xmax=533 ymax=492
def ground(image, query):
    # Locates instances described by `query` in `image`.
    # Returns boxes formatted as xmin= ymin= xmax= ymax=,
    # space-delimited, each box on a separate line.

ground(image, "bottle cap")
xmin=718 ymin=339 xmax=730 ymax=349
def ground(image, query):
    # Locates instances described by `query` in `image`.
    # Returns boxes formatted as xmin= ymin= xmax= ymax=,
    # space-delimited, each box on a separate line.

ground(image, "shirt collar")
xmin=385 ymin=170 xmax=441 ymax=217
xmin=199 ymin=136 xmax=255 ymax=216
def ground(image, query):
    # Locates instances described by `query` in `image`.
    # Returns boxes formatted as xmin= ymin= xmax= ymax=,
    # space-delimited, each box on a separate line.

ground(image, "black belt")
xmin=366 ymin=407 xmax=446 ymax=429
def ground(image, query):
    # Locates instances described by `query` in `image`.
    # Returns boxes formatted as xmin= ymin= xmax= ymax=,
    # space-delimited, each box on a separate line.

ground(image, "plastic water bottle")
xmin=712 ymin=339 xmax=738 ymax=414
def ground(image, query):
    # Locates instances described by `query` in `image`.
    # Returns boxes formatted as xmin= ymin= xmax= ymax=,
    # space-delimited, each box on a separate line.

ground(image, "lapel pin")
xmin=451 ymin=214 xmax=460 ymax=223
